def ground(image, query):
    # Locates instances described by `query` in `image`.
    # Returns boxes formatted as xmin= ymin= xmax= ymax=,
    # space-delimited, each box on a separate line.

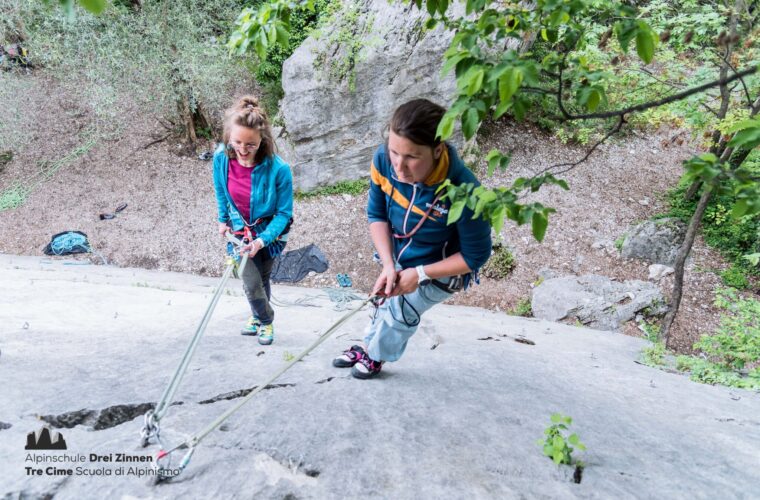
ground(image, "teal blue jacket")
xmin=212 ymin=145 xmax=293 ymax=246
xmin=367 ymin=143 xmax=492 ymax=273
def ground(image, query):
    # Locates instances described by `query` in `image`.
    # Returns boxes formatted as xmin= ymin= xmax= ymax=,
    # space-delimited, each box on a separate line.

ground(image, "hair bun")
xmin=238 ymin=95 xmax=260 ymax=110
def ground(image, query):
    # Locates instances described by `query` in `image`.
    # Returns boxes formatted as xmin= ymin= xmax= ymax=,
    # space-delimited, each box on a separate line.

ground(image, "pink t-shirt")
xmin=227 ymin=159 xmax=254 ymax=222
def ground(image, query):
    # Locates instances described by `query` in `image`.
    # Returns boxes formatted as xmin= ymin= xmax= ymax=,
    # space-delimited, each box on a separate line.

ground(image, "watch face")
xmin=420 ymin=278 xmax=432 ymax=286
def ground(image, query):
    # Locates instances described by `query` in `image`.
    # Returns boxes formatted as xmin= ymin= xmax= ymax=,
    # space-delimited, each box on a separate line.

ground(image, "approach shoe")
xmin=332 ymin=344 xmax=366 ymax=368
xmin=240 ymin=316 xmax=261 ymax=336
xmin=258 ymin=324 xmax=274 ymax=345
xmin=351 ymin=355 xmax=383 ymax=379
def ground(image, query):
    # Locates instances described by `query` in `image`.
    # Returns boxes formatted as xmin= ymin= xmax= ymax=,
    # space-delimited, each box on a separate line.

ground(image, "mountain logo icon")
xmin=25 ymin=427 xmax=67 ymax=450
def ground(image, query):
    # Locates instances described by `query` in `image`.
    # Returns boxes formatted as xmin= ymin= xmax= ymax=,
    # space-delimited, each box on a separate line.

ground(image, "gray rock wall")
xmin=280 ymin=0 xmax=459 ymax=191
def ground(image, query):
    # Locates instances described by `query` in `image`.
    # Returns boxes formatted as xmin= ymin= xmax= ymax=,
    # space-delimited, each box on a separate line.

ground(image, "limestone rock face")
xmin=280 ymin=0 xmax=459 ymax=191
xmin=2 ymin=255 xmax=760 ymax=498
xmin=531 ymin=274 xmax=668 ymax=331
xmin=620 ymin=218 xmax=687 ymax=266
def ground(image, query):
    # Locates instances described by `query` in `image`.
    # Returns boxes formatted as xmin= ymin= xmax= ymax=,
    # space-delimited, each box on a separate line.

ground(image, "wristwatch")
xmin=415 ymin=265 xmax=432 ymax=286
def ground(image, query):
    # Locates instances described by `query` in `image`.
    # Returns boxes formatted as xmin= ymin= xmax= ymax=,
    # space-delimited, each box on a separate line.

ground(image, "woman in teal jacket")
xmin=333 ymin=98 xmax=492 ymax=378
xmin=212 ymin=95 xmax=293 ymax=345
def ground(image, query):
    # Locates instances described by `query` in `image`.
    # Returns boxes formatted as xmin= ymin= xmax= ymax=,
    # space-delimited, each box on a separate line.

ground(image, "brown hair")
xmin=389 ymin=98 xmax=447 ymax=149
xmin=222 ymin=95 xmax=275 ymax=163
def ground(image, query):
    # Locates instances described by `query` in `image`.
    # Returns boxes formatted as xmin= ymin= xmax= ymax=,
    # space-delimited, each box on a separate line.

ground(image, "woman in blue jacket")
xmin=333 ymin=98 xmax=492 ymax=378
xmin=213 ymin=95 xmax=293 ymax=345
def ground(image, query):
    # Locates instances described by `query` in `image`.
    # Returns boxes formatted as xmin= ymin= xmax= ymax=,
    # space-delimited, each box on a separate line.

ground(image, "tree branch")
xmin=557 ymin=65 xmax=758 ymax=121
xmin=536 ymin=115 xmax=626 ymax=177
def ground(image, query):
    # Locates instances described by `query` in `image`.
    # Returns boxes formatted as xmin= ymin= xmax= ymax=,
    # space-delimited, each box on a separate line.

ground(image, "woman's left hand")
xmin=240 ymin=238 xmax=263 ymax=258
xmin=389 ymin=268 xmax=420 ymax=297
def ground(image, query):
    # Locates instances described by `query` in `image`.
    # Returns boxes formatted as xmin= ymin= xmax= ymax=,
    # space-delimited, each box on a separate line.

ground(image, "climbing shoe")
xmin=240 ymin=316 xmax=261 ymax=336
xmin=258 ymin=324 xmax=274 ymax=345
xmin=351 ymin=355 xmax=383 ymax=379
xmin=332 ymin=345 xmax=366 ymax=368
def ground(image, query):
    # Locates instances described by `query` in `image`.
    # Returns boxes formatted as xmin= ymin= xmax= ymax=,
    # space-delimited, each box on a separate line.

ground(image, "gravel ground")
xmin=0 ymin=72 xmax=744 ymax=353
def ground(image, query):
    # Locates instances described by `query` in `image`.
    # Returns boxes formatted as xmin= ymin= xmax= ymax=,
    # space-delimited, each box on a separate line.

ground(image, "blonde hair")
xmin=222 ymin=95 xmax=275 ymax=163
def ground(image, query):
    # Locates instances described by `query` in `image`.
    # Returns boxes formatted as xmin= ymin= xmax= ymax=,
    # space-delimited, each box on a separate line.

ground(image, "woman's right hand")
xmin=218 ymin=222 xmax=230 ymax=237
xmin=372 ymin=264 xmax=398 ymax=298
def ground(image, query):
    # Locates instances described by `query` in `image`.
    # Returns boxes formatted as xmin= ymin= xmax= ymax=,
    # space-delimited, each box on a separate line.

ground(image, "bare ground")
xmin=0 ymin=72 xmax=746 ymax=354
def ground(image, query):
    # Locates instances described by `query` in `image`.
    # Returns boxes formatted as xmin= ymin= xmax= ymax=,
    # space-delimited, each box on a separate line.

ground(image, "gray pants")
xmin=241 ymin=251 xmax=275 ymax=325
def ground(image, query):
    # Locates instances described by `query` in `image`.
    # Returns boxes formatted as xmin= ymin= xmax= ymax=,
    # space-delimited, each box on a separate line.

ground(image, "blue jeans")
xmin=364 ymin=282 xmax=454 ymax=362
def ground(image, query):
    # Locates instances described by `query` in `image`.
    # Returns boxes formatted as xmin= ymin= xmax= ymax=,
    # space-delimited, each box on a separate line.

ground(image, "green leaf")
xmin=498 ymin=67 xmax=523 ymax=104
xmin=568 ymin=434 xmax=580 ymax=445
xmin=726 ymin=119 xmax=760 ymax=134
xmin=78 ymin=0 xmax=106 ymax=14
xmin=494 ymin=99 xmax=511 ymax=119
xmin=463 ymin=67 xmax=485 ymax=96
xmin=275 ymin=24 xmax=290 ymax=48
xmin=486 ymin=149 xmax=500 ymax=176
xmin=462 ymin=107 xmax=480 ymax=140
xmin=743 ymin=253 xmax=760 ymax=266
xmin=727 ymin=126 xmax=760 ymax=150
xmin=448 ymin=199 xmax=466 ymax=225
xmin=490 ymin=205 xmax=506 ymax=234
xmin=532 ymin=212 xmax=548 ymax=242
xmin=426 ymin=0 xmax=438 ymax=17
xmin=512 ymin=96 xmax=528 ymax=121
xmin=436 ymin=112 xmax=456 ymax=141
xmin=438 ymin=0 xmax=449 ymax=15
xmin=731 ymin=199 xmax=749 ymax=218
xmin=550 ymin=413 xmax=562 ymax=423
xmin=441 ymin=52 xmax=470 ymax=77
xmin=587 ymin=89 xmax=601 ymax=112
xmin=635 ymin=22 xmax=656 ymax=64
xmin=615 ymin=20 xmax=637 ymax=53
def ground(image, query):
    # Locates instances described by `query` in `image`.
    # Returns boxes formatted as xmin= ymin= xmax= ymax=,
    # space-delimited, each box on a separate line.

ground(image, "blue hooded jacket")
xmin=367 ymin=143 xmax=492 ymax=273
xmin=212 ymin=145 xmax=293 ymax=246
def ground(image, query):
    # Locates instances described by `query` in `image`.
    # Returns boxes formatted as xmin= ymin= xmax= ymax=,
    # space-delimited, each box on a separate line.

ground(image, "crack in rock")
xmin=315 ymin=377 xmax=335 ymax=384
xmin=0 ymin=421 xmax=11 ymax=431
xmin=40 ymin=402 xmax=181 ymax=431
xmin=198 ymin=384 xmax=296 ymax=404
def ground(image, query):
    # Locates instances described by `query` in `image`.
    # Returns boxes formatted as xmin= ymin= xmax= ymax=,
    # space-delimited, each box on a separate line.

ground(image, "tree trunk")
xmin=181 ymin=95 xmax=197 ymax=144
xmin=661 ymin=186 xmax=713 ymax=347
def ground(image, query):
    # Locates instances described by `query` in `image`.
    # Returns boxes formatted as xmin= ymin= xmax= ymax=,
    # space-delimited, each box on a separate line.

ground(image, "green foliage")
xmin=666 ymin=169 xmax=760 ymax=279
xmin=294 ymin=179 xmax=369 ymax=200
xmin=720 ymin=263 xmax=750 ymax=290
xmin=508 ymin=297 xmax=532 ymax=317
xmin=311 ymin=1 xmax=374 ymax=92
xmin=675 ymin=287 xmax=760 ymax=390
xmin=252 ymin=0 xmax=333 ymax=115
xmin=482 ymin=243 xmax=515 ymax=279
xmin=641 ymin=341 xmax=666 ymax=367
xmin=614 ymin=234 xmax=626 ymax=251
xmin=0 ymin=150 xmax=12 ymax=167
xmin=231 ymin=0 xmax=759 ymax=252
xmin=0 ymin=136 xmax=95 ymax=211
xmin=8 ymin=0 xmax=252 ymax=137
xmin=537 ymin=413 xmax=586 ymax=466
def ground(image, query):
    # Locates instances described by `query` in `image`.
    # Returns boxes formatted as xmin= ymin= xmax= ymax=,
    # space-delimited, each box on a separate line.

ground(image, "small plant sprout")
xmin=537 ymin=413 xmax=586 ymax=466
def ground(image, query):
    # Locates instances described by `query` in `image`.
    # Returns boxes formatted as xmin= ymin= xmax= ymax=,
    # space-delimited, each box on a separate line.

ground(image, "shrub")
xmin=482 ymin=243 xmax=516 ymax=279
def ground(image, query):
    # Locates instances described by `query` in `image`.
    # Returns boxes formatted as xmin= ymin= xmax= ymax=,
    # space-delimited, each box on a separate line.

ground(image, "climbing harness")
xmin=139 ymin=231 xmax=252 ymax=448
xmin=148 ymin=293 xmax=383 ymax=483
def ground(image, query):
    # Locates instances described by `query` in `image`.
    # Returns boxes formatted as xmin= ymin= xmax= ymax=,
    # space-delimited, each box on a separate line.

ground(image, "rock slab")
xmin=1 ymin=255 xmax=759 ymax=499
xmin=531 ymin=274 xmax=668 ymax=331
xmin=621 ymin=218 xmax=687 ymax=266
